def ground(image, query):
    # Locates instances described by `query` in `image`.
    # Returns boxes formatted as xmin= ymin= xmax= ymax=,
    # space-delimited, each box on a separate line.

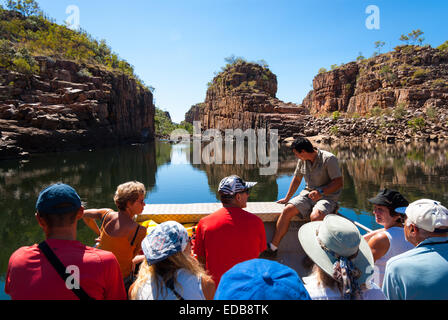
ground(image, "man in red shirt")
xmin=193 ymin=176 xmax=267 ymax=285
xmin=5 ymin=183 xmax=127 ymax=300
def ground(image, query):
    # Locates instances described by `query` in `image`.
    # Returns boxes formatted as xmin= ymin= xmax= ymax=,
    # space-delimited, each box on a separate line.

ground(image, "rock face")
xmin=185 ymin=61 xmax=308 ymax=138
xmin=302 ymin=45 xmax=448 ymax=115
xmin=189 ymin=46 xmax=448 ymax=143
xmin=0 ymin=57 xmax=155 ymax=159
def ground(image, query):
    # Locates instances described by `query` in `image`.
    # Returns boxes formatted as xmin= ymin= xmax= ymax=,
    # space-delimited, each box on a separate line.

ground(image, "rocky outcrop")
xmin=187 ymin=61 xmax=308 ymax=138
xmin=0 ymin=57 xmax=155 ymax=159
xmin=302 ymin=45 xmax=448 ymax=115
xmin=184 ymin=103 xmax=204 ymax=124
xmin=191 ymin=46 xmax=448 ymax=143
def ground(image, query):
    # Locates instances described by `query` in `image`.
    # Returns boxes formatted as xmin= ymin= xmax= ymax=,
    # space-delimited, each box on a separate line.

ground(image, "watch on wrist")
xmin=317 ymin=188 xmax=324 ymax=196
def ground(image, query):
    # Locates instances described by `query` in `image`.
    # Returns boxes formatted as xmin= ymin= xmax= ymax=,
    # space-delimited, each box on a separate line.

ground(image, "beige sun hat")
xmin=298 ymin=214 xmax=374 ymax=286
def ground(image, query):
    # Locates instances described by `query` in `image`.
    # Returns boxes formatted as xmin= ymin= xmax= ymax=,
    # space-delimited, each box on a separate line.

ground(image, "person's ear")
xmin=235 ymin=193 xmax=241 ymax=202
xmin=409 ymin=223 xmax=417 ymax=234
xmin=75 ymin=206 xmax=85 ymax=220
xmin=36 ymin=212 xmax=48 ymax=231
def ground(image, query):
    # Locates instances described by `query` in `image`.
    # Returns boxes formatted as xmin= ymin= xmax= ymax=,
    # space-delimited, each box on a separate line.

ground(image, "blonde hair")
xmin=312 ymin=264 xmax=342 ymax=293
xmin=129 ymin=251 xmax=211 ymax=300
xmin=114 ymin=181 xmax=145 ymax=211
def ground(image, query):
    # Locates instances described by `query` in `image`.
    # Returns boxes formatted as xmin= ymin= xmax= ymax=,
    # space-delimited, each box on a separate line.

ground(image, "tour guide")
xmin=261 ymin=137 xmax=343 ymax=259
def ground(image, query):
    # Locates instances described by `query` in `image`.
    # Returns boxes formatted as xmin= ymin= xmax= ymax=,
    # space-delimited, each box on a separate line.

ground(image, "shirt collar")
xmin=417 ymin=236 xmax=448 ymax=248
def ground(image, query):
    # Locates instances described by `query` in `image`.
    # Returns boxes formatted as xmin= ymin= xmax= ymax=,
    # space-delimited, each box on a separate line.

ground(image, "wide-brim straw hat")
xmin=298 ymin=214 xmax=374 ymax=285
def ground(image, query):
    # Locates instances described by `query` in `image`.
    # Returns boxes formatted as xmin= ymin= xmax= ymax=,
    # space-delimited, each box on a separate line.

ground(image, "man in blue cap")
xmin=215 ymin=259 xmax=311 ymax=300
xmin=5 ymin=183 xmax=127 ymax=300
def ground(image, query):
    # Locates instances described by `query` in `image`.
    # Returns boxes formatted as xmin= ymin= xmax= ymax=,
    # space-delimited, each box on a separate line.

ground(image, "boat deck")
xmin=138 ymin=202 xmax=306 ymax=223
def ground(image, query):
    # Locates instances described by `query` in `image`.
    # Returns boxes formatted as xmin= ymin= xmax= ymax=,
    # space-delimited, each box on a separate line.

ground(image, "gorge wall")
xmin=0 ymin=57 xmax=155 ymax=159
xmin=187 ymin=45 xmax=448 ymax=142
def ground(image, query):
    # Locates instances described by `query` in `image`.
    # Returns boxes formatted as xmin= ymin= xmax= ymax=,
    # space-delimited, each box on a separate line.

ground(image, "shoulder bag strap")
xmin=165 ymin=277 xmax=185 ymax=300
xmin=38 ymin=241 xmax=94 ymax=301
xmin=130 ymin=225 xmax=141 ymax=246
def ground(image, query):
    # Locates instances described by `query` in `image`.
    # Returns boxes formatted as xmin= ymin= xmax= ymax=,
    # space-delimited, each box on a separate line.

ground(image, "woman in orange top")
xmin=83 ymin=181 xmax=148 ymax=291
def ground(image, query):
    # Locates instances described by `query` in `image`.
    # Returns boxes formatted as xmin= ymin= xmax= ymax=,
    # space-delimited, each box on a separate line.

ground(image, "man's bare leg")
xmin=271 ymin=204 xmax=300 ymax=248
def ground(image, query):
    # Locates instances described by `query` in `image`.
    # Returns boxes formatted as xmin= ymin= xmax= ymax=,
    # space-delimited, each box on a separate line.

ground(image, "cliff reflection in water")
xmin=186 ymin=139 xmax=448 ymax=211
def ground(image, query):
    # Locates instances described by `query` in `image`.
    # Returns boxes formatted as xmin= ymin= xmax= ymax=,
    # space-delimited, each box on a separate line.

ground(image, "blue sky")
xmin=28 ymin=0 xmax=448 ymax=122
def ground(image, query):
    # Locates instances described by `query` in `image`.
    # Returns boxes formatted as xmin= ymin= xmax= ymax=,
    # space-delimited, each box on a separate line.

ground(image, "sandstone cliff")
xmin=190 ymin=46 xmax=448 ymax=143
xmin=185 ymin=61 xmax=308 ymax=138
xmin=299 ymin=45 xmax=448 ymax=142
xmin=303 ymin=45 xmax=448 ymax=115
xmin=0 ymin=57 xmax=155 ymax=159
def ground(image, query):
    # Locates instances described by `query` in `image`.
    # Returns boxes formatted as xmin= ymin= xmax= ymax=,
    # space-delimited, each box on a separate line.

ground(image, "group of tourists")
xmin=4 ymin=137 xmax=448 ymax=300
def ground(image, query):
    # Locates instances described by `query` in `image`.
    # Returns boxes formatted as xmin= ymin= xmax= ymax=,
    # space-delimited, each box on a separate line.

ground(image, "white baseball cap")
xmin=218 ymin=175 xmax=257 ymax=197
xmin=396 ymin=199 xmax=448 ymax=233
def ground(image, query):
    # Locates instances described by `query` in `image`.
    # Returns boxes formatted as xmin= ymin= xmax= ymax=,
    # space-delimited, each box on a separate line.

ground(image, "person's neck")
xmin=309 ymin=150 xmax=318 ymax=163
xmin=223 ymin=203 xmax=244 ymax=209
xmin=119 ymin=209 xmax=134 ymax=219
xmin=45 ymin=227 xmax=77 ymax=241
xmin=385 ymin=221 xmax=403 ymax=230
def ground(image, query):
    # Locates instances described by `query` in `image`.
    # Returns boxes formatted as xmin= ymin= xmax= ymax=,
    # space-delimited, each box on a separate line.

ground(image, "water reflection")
xmin=2 ymin=139 xmax=448 ymax=299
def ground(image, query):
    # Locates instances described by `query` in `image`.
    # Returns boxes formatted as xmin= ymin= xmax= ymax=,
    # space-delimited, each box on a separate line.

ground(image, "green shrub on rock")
xmin=407 ymin=117 xmax=426 ymax=132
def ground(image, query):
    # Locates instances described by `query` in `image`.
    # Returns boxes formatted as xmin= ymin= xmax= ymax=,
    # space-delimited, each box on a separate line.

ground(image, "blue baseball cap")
xmin=36 ymin=183 xmax=82 ymax=214
xmin=141 ymin=221 xmax=189 ymax=265
xmin=214 ymin=259 xmax=311 ymax=300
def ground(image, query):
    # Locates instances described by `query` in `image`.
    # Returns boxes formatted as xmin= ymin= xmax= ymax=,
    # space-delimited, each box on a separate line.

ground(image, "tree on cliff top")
xmin=400 ymin=29 xmax=425 ymax=46
xmin=5 ymin=0 xmax=41 ymax=17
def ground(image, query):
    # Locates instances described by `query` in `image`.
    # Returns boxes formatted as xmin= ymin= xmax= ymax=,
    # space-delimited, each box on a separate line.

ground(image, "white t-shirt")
xmin=303 ymin=274 xmax=386 ymax=300
xmin=135 ymin=269 xmax=205 ymax=300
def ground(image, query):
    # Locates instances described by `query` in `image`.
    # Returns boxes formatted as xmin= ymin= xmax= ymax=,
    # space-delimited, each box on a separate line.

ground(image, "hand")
xmin=132 ymin=255 xmax=145 ymax=266
xmin=277 ymin=198 xmax=291 ymax=205
xmin=308 ymin=190 xmax=322 ymax=202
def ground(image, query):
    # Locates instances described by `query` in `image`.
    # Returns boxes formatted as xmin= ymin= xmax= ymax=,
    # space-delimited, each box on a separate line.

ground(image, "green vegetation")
xmin=330 ymin=64 xmax=339 ymax=70
xmin=329 ymin=125 xmax=339 ymax=135
xmin=393 ymin=103 xmax=407 ymax=119
xmin=369 ymin=106 xmax=383 ymax=117
xmin=348 ymin=112 xmax=361 ymax=119
xmin=379 ymin=65 xmax=396 ymax=83
xmin=400 ymin=29 xmax=425 ymax=46
xmin=155 ymin=108 xmax=193 ymax=137
xmin=374 ymin=41 xmax=386 ymax=56
xmin=407 ymin=117 xmax=426 ymax=132
xmin=438 ymin=40 xmax=448 ymax=52
xmin=318 ymin=67 xmax=327 ymax=74
xmin=412 ymin=68 xmax=429 ymax=79
xmin=0 ymin=39 xmax=39 ymax=74
xmin=222 ymin=55 xmax=270 ymax=72
xmin=432 ymin=79 xmax=447 ymax=88
xmin=5 ymin=0 xmax=41 ymax=17
xmin=209 ymin=55 xmax=273 ymax=93
xmin=0 ymin=1 xmax=149 ymax=89
xmin=332 ymin=111 xmax=341 ymax=120
xmin=425 ymin=106 xmax=437 ymax=120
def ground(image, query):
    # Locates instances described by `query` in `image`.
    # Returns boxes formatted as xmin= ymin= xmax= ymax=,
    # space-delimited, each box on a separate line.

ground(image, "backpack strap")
xmin=38 ymin=241 xmax=94 ymax=301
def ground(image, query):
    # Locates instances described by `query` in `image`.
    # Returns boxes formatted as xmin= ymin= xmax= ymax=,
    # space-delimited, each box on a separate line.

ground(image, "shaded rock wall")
xmin=0 ymin=57 xmax=155 ymax=159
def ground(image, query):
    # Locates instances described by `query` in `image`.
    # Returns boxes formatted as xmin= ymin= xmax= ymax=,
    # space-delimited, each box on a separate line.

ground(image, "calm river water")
xmin=1 ymin=139 xmax=448 ymax=299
